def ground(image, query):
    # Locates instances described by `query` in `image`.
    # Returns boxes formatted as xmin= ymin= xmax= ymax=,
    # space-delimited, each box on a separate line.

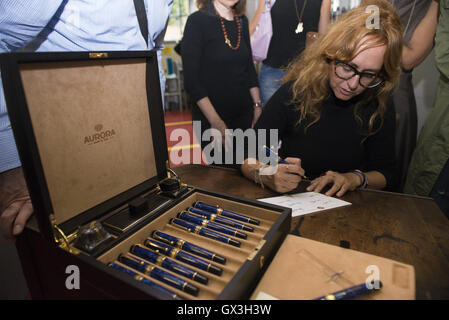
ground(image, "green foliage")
xmin=169 ymin=0 xmax=188 ymax=25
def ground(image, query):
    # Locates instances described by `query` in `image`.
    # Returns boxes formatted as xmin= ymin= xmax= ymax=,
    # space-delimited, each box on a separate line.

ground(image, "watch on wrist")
xmin=253 ymin=101 xmax=262 ymax=109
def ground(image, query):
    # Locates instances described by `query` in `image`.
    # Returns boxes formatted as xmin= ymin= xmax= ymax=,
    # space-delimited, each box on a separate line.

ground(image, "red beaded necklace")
xmin=214 ymin=6 xmax=241 ymax=50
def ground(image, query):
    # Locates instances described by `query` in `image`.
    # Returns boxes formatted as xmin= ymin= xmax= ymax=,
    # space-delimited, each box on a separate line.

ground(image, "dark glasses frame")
xmin=334 ymin=60 xmax=384 ymax=89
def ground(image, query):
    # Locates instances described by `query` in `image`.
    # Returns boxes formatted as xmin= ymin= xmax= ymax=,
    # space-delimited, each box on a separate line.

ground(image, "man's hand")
xmin=0 ymin=167 xmax=33 ymax=241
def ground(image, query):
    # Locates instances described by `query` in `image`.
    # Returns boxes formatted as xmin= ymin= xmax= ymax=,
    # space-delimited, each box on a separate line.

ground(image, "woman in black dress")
xmin=182 ymin=0 xmax=261 ymax=167
xmin=250 ymin=0 xmax=331 ymax=106
xmin=241 ymin=0 xmax=404 ymax=197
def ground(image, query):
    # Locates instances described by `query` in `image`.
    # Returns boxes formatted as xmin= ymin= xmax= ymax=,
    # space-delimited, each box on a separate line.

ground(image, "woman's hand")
xmin=209 ymin=117 xmax=233 ymax=150
xmin=260 ymin=158 xmax=306 ymax=193
xmin=196 ymin=97 xmax=232 ymax=148
xmin=306 ymin=170 xmax=361 ymax=197
xmin=251 ymin=105 xmax=262 ymax=128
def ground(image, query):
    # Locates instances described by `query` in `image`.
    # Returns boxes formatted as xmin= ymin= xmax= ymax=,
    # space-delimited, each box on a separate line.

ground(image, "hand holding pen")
xmin=263 ymin=145 xmax=308 ymax=179
xmin=258 ymin=148 xmax=307 ymax=193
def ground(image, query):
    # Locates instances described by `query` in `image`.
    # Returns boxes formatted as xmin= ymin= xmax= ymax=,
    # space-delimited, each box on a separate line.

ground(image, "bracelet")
xmin=253 ymin=101 xmax=262 ymax=109
xmin=352 ymin=169 xmax=368 ymax=189
xmin=254 ymin=167 xmax=265 ymax=189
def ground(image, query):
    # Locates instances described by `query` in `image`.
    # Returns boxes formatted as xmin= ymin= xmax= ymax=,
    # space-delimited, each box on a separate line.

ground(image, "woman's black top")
xmin=253 ymin=82 xmax=398 ymax=188
xmin=264 ymin=0 xmax=322 ymax=69
xmin=181 ymin=3 xmax=258 ymax=129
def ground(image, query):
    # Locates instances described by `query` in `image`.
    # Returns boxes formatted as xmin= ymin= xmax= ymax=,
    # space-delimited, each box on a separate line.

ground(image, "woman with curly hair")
xmin=241 ymin=0 xmax=403 ymax=197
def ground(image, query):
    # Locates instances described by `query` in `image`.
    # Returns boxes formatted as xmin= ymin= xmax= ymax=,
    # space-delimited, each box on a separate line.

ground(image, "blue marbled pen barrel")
xmin=178 ymin=212 xmax=248 ymax=239
xmin=188 ymin=207 xmax=254 ymax=232
xmin=152 ymin=230 xmax=226 ymax=265
xmin=118 ymin=254 xmax=199 ymax=296
xmin=193 ymin=201 xmax=260 ymax=225
xmin=130 ymin=244 xmax=208 ymax=284
xmin=314 ymin=281 xmax=383 ymax=300
xmin=109 ymin=262 xmax=182 ymax=299
xmin=144 ymin=238 xmax=223 ymax=276
xmin=170 ymin=218 xmax=241 ymax=247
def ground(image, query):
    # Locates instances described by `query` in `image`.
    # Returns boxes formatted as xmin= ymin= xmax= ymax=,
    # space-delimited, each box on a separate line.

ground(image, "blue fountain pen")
xmin=193 ymin=201 xmax=260 ymax=226
xmin=263 ymin=145 xmax=288 ymax=164
xmin=178 ymin=211 xmax=248 ymax=239
xmin=170 ymin=217 xmax=241 ymax=247
xmin=109 ymin=262 xmax=182 ymax=300
xmin=144 ymin=238 xmax=223 ymax=276
xmin=152 ymin=230 xmax=226 ymax=265
xmin=314 ymin=281 xmax=383 ymax=300
xmin=117 ymin=253 xmax=199 ymax=296
xmin=187 ymin=207 xmax=254 ymax=232
xmin=263 ymin=145 xmax=309 ymax=179
xmin=130 ymin=244 xmax=208 ymax=284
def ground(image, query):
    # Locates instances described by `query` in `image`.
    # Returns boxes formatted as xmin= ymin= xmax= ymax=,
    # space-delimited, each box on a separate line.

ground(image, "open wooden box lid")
xmin=1 ymin=51 xmax=168 ymax=239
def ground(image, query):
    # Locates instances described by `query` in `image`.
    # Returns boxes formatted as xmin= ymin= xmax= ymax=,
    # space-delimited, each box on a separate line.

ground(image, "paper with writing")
xmin=258 ymin=192 xmax=351 ymax=217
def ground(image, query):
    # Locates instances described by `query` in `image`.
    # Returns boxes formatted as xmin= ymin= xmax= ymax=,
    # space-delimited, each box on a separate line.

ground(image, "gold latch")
xmin=247 ymin=239 xmax=266 ymax=261
xmin=89 ymin=52 xmax=108 ymax=59
xmin=50 ymin=214 xmax=80 ymax=254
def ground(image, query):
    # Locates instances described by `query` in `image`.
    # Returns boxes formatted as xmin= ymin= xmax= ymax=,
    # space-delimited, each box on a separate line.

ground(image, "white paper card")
xmin=258 ymin=192 xmax=351 ymax=217
xmin=254 ymin=291 xmax=280 ymax=300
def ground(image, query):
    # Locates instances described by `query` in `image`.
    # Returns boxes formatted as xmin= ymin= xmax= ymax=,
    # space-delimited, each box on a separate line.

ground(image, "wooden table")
xmin=173 ymin=164 xmax=449 ymax=299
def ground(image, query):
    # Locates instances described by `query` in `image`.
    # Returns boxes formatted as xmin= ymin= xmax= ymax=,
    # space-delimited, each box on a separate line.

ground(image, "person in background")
xmin=405 ymin=0 xmax=448 ymax=217
xmin=250 ymin=0 xmax=331 ymax=106
xmin=181 ymin=0 xmax=261 ymax=167
xmin=241 ymin=0 xmax=403 ymax=197
xmin=384 ymin=0 xmax=439 ymax=191
xmin=0 ymin=0 xmax=173 ymax=241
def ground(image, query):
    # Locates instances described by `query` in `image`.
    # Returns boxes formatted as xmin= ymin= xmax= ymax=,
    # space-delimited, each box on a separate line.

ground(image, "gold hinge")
xmin=89 ymin=52 xmax=108 ymax=59
xmin=247 ymin=239 xmax=266 ymax=261
xmin=50 ymin=214 xmax=80 ymax=254
xmin=158 ymin=160 xmax=186 ymax=189
xmin=166 ymin=161 xmax=179 ymax=180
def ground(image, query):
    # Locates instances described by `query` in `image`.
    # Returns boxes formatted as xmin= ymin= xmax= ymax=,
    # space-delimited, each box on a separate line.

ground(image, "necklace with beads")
xmin=214 ymin=5 xmax=241 ymax=50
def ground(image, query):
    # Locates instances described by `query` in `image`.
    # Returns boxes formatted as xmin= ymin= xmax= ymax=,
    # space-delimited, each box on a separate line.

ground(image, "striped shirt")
xmin=0 ymin=0 xmax=172 ymax=172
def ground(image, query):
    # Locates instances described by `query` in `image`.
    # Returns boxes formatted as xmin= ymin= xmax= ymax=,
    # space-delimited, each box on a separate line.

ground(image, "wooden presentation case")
xmin=0 ymin=51 xmax=291 ymax=300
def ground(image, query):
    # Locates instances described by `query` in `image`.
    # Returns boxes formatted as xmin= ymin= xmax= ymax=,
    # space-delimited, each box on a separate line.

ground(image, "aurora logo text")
xmin=84 ymin=124 xmax=116 ymax=145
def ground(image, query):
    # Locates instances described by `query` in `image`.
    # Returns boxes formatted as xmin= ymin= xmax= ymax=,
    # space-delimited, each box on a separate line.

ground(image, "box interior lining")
xmin=97 ymin=191 xmax=281 ymax=300
xmin=18 ymin=59 xmax=157 ymax=225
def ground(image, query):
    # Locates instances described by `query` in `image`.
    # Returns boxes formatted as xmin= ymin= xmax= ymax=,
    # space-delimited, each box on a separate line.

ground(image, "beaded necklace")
xmin=214 ymin=5 xmax=241 ymax=50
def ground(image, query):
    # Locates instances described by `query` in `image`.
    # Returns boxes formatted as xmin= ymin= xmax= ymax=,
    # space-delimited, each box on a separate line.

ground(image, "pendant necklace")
xmin=293 ymin=0 xmax=307 ymax=34
xmin=214 ymin=6 xmax=242 ymax=50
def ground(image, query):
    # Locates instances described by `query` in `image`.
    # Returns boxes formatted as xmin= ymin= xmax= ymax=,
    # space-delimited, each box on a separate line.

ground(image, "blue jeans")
xmin=259 ymin=64 xmax=286 ymax=106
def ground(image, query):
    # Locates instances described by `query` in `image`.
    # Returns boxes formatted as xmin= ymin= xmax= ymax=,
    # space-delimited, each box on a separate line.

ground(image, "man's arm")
xmin=318 ymin=0 xmax=331 ymax=34
xmin=0 ymin=0 xmax=64 ymax=52
xmin=147 ymin=0 xmax=173 ymax=100
xmin=0 ymin=0 xmax=64 ymax=240
xmin=402 ymin=0 xmax=440 ymax=71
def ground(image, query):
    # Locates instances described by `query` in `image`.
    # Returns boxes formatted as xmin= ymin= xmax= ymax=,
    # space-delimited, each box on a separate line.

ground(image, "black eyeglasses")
xmin=334 ymin=60 xmax=384 ymax=88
